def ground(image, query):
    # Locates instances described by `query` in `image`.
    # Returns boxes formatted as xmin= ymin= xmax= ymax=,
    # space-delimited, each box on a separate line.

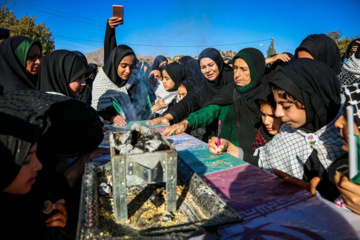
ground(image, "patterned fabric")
xmin=91 ymin=68 xmax=137 ymax=121
xmin=343 ymin=54 xmax=360 ymax=79
xmin=338 ymin=65 xmax=360 ymax=91
xmin=255 ymin=103 xmax=346 ymax=179
xmin=153 ymin=81 xmax=179 ymax=114
xmin=343 ymin=82 xmax=360 ymax=129
xmin=252 ymin=127 xmax=268 ymax=151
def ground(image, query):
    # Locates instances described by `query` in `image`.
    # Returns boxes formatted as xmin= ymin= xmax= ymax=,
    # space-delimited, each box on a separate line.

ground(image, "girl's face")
xmin=3 ymin=144 xmax=42 ymax=195
xmin=159 ymin=60 xmax=167 ymax=67
xmin=272 ymin=89 xmax=307 ymax=129
xmin=117 ymin=54 xmax=135 ymax=80
xmin=233 ymin=58 xmax=251 ymax=87
xmin=149 ymin=69 xmax=162 ymax=86
xmin=178 ymin=85 xmax=187 ymax=100
xmin=162 ymin=69 xmax=175 ymax=91
xmin=69 ymin=75 xmax=86 ymax=97
xmin=334 ymin=104 xmax=360 ymax=152
xmin=26 ymin=44 xmax=41 ymax=76
xmin=200 ymin=58 xmax=220 ymax=81
xmin=260 ymin=103 xmax=282 ymax=135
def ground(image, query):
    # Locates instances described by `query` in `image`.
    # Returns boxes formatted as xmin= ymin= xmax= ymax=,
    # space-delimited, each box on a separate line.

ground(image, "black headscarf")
xmin=152 ymin=55 xmax=168 ymax=69
xmin=162 ymin=62 xmax=186 ymax=91
xmin=0 ymin=90 xmax=104 ymax=162
xmin=102 ymin=44 xmax=136 ymax=88
xmin=0 ymin=112 xmax=39 ymax=190
xmin=295 ymin=34 xmax=342 ymax=75
xmin=179 ymin=55 xmax=203 ymax=83
xmin=269 ymin=58 xmax=341 ymax=132
xmin=342 ymin=38 xmax=360 ymax=62
xmin=76 ymin=63 xmax=98 ymax=103
xmin=197 ymin=48 xmax=234 ymax=106
xmin=37 ymin=50 xmax=92 ymax=97
xmin=0 ymin=36 xmax=42 ymax=94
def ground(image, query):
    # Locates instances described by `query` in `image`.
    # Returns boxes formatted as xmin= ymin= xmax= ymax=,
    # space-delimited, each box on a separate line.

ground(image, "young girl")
xmin=91 ymin=45 xmax=137 ymax=126
xmin=152 ymin=62 xmax=186 ymax=117
xmin=37 ymin=50 xmax=92 ymax=98
xmin=255 ymin=58 xmax=346 ymax=201
xmin=0 ymin=112 xmax=68 ymax=239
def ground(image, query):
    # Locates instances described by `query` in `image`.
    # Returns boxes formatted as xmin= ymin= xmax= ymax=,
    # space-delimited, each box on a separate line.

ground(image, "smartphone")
xmin=112 ymin=5 xmax=124 ymax=22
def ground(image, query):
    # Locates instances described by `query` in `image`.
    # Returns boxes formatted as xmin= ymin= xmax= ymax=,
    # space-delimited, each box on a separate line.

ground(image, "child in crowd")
xmin=256 ymin=58 xmax=346 ymax=201
xmin=0 ymin=112 xmax=69 ymax=239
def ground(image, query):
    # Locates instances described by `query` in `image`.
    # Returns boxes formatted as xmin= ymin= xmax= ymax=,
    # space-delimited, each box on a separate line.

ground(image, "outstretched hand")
xmin=146 ymin=117 xmax=170 ymax=126
xmin=161 ymin=120 xmax=189 ymax=136
xmin=113 ymin=114 xmax=127 ymax=126
xmin=45 ymin=199 xmax=67 ymax=228
xmin=272 ymin=168 xmax=320 ymax=194
xmin=208 ymin=137 xmax=229 ymax=155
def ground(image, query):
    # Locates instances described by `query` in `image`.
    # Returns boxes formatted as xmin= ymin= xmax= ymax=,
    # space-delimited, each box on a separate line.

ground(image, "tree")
xmin=0 ymin=5 xmax=55 ymax=55
xmin=327 ymin=30 xmax=360 ymax=57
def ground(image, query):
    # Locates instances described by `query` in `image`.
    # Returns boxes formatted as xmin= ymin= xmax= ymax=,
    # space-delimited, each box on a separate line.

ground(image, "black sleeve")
xmin=168 ymin=95 xmax=200 ymax=123
xmin=243 ymin=150 xmax=259 ymax=166
xmin=104 ymin=20 xmax=117 ymax=64
xmin=98 ymin=106 xmax=118 ymax=122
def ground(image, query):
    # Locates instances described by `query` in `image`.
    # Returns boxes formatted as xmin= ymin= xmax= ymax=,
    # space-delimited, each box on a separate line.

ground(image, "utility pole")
xmin=271 ymin=38 xmax=274 ymax=56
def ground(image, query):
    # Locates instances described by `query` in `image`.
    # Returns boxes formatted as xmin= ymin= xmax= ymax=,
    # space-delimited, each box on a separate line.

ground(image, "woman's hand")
xmin=146 ymin=117 xmax=170 ymax=126
xmin=108 ymin=17 xmax=123 ymax=28
xmin=151 ymin=99 xmax=167 ymax=112
xmin=113 ymin=114 xmax=127 ymax=126
xmin=208 ymin=137 xmax=229 ymax=155
xmin=45 ymin=199 xmax=67 ymax=228
xmin=334 ymin=173 xmax=360 ymax=215
xmin=272 ymin=168 xmax=320 ymax=194
xmin=161 ymin=120 xmax=189 ymax=136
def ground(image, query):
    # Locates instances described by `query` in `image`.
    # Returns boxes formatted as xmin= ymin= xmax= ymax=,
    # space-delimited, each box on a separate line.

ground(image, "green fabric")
xmin=352 ymin=134 xmax=360 ymax=184
xmin=186 ymin=104 xmax=239 ymax=146
xmin=233 ymin=52 xmax=258 ymax=93
xmin=14 ymin=38 xmax=37 ymax=68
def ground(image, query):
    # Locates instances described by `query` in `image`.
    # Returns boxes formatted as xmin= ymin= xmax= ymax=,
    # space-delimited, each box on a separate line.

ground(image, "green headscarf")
xmin=14 ymin=38 xmax=39 ymax=68
xmin=232 ymin=52 xmax=258 ymax=93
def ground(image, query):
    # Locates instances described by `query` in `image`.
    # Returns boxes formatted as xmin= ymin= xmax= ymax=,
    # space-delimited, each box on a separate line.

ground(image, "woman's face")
xmin=178 ymin=85 xmax=187 ymax=100
xmin=117 ymin=54 xmax=135 ymax=80
xmin=149 ymin=69 xmax=162 ymax=86
xmin=233 ymin=58 xmax=251 ymax=87
xmin=162 ymin=69 xmax=175 ymax=91
xmin=200 ymin=57 xmax=220 ymax=81
xmin=334 ymin=104 xmax=360 ymax=152
xmin=25 ymin=44 xmax=41 ymax=76
xmin=69 ymin=75 xmax=86 ymax=97
xmin=260 ymin=103 xmax=282 ymax=135
xmin=272 ymin=89 xmax=307 ymax=129
xmin=3 ymin=144 xmax=42 ymax=195
xmin=159 ymin=60 xmax=167 ymax=67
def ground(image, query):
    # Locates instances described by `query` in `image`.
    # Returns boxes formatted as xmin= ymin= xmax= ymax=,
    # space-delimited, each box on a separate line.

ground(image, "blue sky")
xmin=6 ymin=0 xmax=360 ymax=58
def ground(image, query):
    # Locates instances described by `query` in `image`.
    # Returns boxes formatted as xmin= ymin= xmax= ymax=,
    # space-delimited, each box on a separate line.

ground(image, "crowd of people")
xmin=0 ymin=15 xmax=360 ymax=238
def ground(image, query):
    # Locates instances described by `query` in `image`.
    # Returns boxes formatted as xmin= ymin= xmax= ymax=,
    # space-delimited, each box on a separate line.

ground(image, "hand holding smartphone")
xmin=112 ymin=5 xmax=124 ymax=24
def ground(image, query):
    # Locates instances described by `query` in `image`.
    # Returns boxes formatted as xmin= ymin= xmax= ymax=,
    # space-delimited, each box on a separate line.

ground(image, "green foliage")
xmin=0 ymin=5 xmax=55 ymax=55
xmin=326 ymin=30 xmax=360 ymax=57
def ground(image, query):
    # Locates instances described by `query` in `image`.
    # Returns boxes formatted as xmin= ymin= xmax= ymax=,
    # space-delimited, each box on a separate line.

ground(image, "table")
xmin=94 ymin=121 xmax=360 ymax=239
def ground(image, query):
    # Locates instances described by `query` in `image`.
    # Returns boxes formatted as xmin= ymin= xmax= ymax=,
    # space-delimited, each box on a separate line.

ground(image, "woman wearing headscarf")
xmin=178 ymin=55 xmax=203 ymax=83
xmin=147 ymin=48 xmax=234 ymax=126
xmin=341 ymin=38 xmax=360 ymax=63
xmin=254 ymin=58 xmax=346 ymax=201
xmin=152 ymin=55 xmax=168 ymax=68
xmin=0 ymin=36 xmax=42 ymax=94
xmin=295 ymin=34 xmax=359 ymax=89
xmin=91 ymin=44 xmax=138 ymax=125
xmin=169 ymin=48 xmax=266 ymax=162
xmin=37 ymin=50 xmax=92 ymax=98
xmin=0 ymin=112 xmax=70 ymax=239
xmin=343 ymin=47 xmax=360 ymax=79
xmin=0 ymin=89 xmax=106 ymax=237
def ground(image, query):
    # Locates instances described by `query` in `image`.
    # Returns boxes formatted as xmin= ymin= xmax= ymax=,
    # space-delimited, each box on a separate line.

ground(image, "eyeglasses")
xmin=26 ymin=55 xmax=41 ymax=62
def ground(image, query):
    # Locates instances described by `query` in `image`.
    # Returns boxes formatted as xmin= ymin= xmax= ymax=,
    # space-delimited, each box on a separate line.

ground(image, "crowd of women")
xmin=0 ymin=15 xmax=360 ymax=238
